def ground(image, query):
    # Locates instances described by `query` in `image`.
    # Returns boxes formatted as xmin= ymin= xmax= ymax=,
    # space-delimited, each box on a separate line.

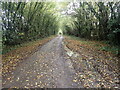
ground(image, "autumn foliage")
xmin=2 ymin=36 xmax=54 ymax=78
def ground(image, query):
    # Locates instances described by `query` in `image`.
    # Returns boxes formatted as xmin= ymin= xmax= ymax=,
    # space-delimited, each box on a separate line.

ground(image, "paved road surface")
xmin=3 ymin=36 xmax=81 ymax=88
xmin=3 ymin=36 xmax=119 ymax=88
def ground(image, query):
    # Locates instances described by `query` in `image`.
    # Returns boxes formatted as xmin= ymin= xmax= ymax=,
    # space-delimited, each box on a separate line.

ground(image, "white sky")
xmin=1 ymin=0 xmax=119 ymax=2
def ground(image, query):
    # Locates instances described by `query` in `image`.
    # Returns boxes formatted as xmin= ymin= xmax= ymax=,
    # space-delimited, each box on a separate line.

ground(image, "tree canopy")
xmin=63 ymin=2 xmax=120 ymax=46
xmin=1 ymin=2 xmax=59 ymax=45
xmin=1 ymin=1 xmax=120 ymax=47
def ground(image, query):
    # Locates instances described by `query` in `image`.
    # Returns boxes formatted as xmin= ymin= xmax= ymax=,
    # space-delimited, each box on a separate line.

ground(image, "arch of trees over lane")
xmin=1 ymin=2 xmax=120 ymax=49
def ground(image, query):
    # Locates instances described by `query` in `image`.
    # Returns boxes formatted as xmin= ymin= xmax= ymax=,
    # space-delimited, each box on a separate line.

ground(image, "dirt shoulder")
xmin=64 ymin=36 xmax=119 ymax=88
xmin=2 ymin=36 xmax=54 ymax=78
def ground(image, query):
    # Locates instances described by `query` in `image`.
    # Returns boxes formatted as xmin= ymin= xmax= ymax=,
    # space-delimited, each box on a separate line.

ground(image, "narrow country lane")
xmin=2 ymin=1 xmax=119 ymax=89
xmin=2 ymin=36 xmax=119 ymax=88
xmin=2 ymin=36 xmax=81 ymax=88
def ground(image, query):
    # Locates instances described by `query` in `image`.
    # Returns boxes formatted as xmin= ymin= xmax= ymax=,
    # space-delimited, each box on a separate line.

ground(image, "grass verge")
xmin=66 ymin=35 xmax=120 ymax=56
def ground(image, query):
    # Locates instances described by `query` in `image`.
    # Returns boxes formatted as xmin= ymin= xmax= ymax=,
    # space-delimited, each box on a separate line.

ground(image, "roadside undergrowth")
xmin=65 ymin=36 xmax=120 ymax=57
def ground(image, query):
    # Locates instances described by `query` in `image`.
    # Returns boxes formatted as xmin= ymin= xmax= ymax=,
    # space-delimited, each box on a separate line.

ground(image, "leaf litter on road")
xmin=64 ymin=36 xmax=119 ymax=88
xmin=2 ymin=36 xmax=119 ymax=88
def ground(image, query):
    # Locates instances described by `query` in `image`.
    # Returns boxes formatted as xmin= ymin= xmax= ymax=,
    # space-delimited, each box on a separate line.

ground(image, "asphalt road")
xmin=2 ymin=36 xmax=81 ymax=88
xmin=3 ymin=36 xmax=119 ymax=88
